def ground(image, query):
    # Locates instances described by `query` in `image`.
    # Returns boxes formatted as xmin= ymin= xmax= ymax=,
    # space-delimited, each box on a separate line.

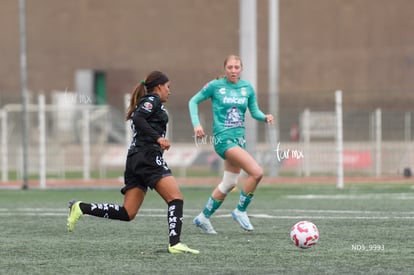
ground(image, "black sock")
xmin=168 ymin=199 xmax=183 ymax=246
xmin=79 ymin=202 xmax=130 ymax=221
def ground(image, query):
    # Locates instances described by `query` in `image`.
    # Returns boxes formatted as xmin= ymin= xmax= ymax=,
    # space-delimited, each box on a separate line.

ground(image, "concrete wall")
xmin=1 ymin=0 xmax=414 ymax=140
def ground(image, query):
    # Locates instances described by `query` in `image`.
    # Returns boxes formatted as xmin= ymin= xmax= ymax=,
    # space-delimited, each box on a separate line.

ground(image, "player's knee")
xmin=252 ymin=168 xmax=263 ymax=183
xmin=217 ymin=171 xmax=240 ymax=194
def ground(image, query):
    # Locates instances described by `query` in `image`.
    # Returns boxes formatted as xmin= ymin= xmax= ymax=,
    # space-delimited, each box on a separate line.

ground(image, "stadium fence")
xmin=0 ymin=91 xmax=413 ymax=187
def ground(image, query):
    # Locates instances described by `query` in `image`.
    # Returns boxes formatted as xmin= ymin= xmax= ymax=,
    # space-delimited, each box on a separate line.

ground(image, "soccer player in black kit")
xmin=67 ymin=71 xmax=199 ymax=254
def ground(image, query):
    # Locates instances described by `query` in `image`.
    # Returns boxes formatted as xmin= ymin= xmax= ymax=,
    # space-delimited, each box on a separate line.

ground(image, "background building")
xmin=0 ymin=0 xmax=413 ymax=179
xmin=1 ymin=0 xmax=414 ymax=140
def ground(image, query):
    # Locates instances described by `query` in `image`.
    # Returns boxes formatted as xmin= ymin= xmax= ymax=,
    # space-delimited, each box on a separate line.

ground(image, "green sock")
xmin=237 ymin=191 xmax=254 ymax=212
xmin=202 ymin=196 xmax=223 ymax=218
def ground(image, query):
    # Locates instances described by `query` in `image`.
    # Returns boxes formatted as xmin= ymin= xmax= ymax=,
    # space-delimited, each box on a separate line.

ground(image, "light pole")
xmin=19 ymin=0 xmax=29 ymax=189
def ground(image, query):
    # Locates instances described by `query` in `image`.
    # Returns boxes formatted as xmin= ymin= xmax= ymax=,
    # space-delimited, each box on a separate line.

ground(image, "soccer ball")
xmin=290 ymin=221 xmax=319 ymax=249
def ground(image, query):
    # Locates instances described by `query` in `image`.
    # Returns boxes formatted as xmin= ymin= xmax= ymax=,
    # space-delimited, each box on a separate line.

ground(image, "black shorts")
xmin=122 ymin=147 xmax=172 ymax=194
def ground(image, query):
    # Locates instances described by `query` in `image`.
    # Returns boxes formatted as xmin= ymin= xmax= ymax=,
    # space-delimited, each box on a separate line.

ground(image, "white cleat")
xmin=193 ymin=213 xmax=217 ymax=234
xmin=231 ymin=209 xmax=254 ymax=231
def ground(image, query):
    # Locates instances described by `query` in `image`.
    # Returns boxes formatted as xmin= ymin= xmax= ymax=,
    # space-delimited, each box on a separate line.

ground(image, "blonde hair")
xmin=223 ymin=54 xmax=243 ymax=68
xmin=216 ymin=54 xmax=243 ymax=79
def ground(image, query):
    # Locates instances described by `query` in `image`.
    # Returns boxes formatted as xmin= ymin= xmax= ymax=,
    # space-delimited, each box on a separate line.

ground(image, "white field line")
xmin=286 ymin=193 xmax=414 ymax=200
xmin=2 ymin=208 xmax=414 ymax=214
xmin=0 ymin=208 xmax=413 ymax=219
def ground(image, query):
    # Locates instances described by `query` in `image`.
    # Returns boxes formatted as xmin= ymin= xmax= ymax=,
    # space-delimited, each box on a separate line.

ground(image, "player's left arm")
xmin=247 ymin=88 xmax=274 ymax=124
xmin=133 ymin=97 xmax=163 ymax=142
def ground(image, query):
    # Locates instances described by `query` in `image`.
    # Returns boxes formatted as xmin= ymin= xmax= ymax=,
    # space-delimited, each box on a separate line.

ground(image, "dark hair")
xmin=125 ymin=71 xmax=169 ymax=120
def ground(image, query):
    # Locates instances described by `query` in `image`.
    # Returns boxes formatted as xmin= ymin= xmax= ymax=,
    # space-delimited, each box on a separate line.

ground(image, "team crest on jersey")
xmin=224 ymin=106 xmax=243 ymax=128
xmin=241 ymin=88 xmax=247 ymax=96
xmin=141 ymin=102 xmax=153 ymax=112
xmin=219 ymin=88 xmax=226 ymax=94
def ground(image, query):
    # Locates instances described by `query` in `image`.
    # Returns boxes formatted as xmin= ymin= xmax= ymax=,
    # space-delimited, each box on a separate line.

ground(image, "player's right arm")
xmin=188 ymin=80 xmax=215 ymax=137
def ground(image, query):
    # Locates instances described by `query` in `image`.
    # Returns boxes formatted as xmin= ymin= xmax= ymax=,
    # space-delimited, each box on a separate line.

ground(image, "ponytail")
xmin=125 ymin=71 xmax=170 ymax=121
xmin=125 ymin=83 xmax=146 ymax=120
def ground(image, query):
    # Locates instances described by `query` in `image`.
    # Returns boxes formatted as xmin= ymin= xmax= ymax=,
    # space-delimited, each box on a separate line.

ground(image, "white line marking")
xmin=0 ymin=208 xmax=413 ymax=219
xmin=286 ymin=193 xmax=414 ymax=200
xmin=2 ymin=208 xmax=412 ymax=215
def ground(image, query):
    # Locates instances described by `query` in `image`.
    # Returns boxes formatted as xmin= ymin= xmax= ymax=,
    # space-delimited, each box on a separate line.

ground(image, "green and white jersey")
xmin=189 ymin=77 xmax=266 ymax=137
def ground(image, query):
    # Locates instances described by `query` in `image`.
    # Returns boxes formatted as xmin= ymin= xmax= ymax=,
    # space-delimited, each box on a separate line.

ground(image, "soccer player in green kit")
xmin=189 ymin=55 xmax=274 ymax=234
